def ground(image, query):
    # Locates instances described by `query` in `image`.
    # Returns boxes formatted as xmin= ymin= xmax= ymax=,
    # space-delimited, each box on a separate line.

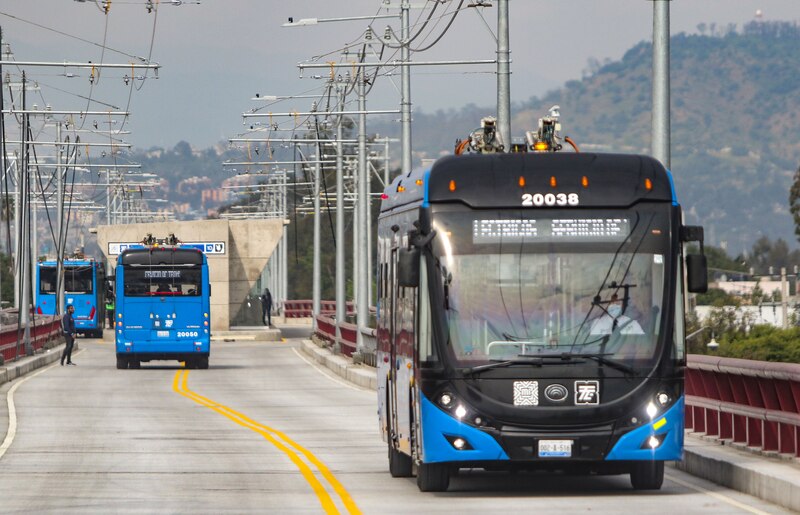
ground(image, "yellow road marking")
xmin=173 ymin=370 xmax=360 ymax=514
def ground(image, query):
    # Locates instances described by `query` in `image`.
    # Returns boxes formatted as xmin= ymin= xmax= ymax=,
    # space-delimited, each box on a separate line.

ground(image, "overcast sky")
xmin=2 ymin=1 xmax=798 ymax=150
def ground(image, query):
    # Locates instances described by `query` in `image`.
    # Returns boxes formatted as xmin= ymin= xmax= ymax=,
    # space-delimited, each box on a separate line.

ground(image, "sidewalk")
xmin=299 ymin=338 xmax=800 ymax=513
xmin=0 ymin=342 xmax=70 ymax=387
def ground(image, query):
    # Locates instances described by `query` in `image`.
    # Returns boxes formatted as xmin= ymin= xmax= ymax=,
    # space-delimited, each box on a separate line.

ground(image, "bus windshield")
xmin=39 ymin=266 xmax=94 ymax=294
xmin=123 ymin=266 xmax=202 ymax=296
xmin=429 ymin=206 xmax=670 ymax=366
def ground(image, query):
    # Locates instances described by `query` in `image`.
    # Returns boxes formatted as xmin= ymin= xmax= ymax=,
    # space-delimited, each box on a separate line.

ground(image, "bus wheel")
xmin=129 ymin=360 xmax=141 ymax=369
xmin=197 ymin=356 xmax=209 ymax=369
xmin=416 ymin=462 xmax=450 ymax=492
xmin=630 ymin=461 xmax=664 ymax=490
xmin=116 ymin=356 xmax=128 ymax=369
xmin=388 ymin=443 xmax=412 ymax=477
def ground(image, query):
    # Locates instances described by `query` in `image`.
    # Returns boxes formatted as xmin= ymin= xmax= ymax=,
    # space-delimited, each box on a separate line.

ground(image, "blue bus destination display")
xmin=473 ymin=217 xmax=630 ymax=243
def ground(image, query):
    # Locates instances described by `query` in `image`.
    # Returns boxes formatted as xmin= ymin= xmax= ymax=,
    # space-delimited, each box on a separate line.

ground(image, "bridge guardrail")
xmin=314 ymin=313 xmax=376 ymax=366
xmin=0 ymin=310 xmax=64 ymax=363
xmin=685 ymin=354 xmax=800 ymax=458
xmin=284 ymin=300 xmax=355 ymax=318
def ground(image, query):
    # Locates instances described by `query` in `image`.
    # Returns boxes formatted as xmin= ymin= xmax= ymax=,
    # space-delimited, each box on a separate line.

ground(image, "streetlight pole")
xmin=400 ymin=0 xmax=412 ymax=176
xmin=312 ymin=138 xmax=322 ymax=331
xmin=652 ymin=0 xmax=671 ymax=168
xmin=357 ymin=64 xmax=369 ymax=355
xmin=335 ymin=85 xmax=346 ymax=349
xmin=497 ymin=0 xmax=511 ymax=147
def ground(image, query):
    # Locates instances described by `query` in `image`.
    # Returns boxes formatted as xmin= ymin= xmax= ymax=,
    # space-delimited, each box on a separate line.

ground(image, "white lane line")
xmin=665 ymin=472 xmax=771 ymax=515
xmin=291 ymin=347 xmax=372 ymax=393
xmin=0 ymin=349 xmax=85 ymax=461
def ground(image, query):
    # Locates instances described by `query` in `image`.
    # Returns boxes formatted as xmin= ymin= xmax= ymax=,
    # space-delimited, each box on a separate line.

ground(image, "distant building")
xmin=713 ymin=279 xmax=784 ymax=298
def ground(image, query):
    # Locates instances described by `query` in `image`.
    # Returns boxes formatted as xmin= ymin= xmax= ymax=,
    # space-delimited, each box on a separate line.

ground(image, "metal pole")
xmin=400 ymin=0 xmax=412 ymax=176
xmin=312 ymin=140 xmax=321 ymax=331
xmin=335 ymin=86 xmax=346 ymax=348
xmin=781 ymin=267 xmax=788 ymax=329
xmin=106 ymin=169 xmax=111 ymax=225
xmin=56 ymin=122 xmax=65 ymax=314
xmin=19 ymin=75 xmax=31 ymax=353
xmin=13 ymin=156 xmax=20 ymax=309
xmin=652 ymin=0 xmax=671 ymax=168
xmin=357 ymin=69 xmax=368 ymax=354
xmin=497 ymin=0 xmax=511 ymax=148
xmin=383 ymin=137 xmax=390 ymax=186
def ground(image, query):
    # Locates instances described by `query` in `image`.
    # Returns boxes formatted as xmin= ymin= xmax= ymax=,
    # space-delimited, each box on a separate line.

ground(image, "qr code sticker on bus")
xmin=513 ymin=381 xmax=539 ymax=406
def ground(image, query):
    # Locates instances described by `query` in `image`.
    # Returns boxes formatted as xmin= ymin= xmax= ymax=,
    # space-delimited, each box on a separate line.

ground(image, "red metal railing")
xmin=0 ymin=312 xmax=64 ymax=363
xmin=315 ymin=314 xmax=357 ymax=357
xmin=283 ymin=300 xmax=355 ymax=318
xmin=685 ymin=354 xmax=800 ymax=457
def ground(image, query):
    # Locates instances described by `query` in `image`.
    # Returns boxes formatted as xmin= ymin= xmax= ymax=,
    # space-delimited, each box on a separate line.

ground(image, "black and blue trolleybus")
xmin=115 ymin=239 xmax=211 ymax=369
xmin=377 ymin=127 xmax=708 ymax=491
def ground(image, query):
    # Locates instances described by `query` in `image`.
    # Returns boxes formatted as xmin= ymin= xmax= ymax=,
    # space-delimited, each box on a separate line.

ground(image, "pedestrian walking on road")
xmin=260 ymin=288 xmax=273 ymax=326
xmin=61 ymin=304 xmax=77 ymax=366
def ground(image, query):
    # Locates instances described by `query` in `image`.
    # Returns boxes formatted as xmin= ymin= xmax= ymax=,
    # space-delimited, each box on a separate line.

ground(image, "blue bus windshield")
xmin=39 ymin=265 xmax=94 ymax=294
xmin=122 ymin=266 xmax=202 ymax=296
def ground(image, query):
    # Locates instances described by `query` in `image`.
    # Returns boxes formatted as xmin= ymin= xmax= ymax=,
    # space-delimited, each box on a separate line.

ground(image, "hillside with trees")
xmin=389 ymin=21 xmax=800 ymax=255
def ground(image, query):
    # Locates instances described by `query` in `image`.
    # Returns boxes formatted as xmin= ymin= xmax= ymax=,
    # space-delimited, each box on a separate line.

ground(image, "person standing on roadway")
xmin=105 ymin=296 xmax=115 ymax=329
xmin=61 ymin=304 xmax=77 ymax=366
xmin=260 ymin=288 xmax=273 ymax=326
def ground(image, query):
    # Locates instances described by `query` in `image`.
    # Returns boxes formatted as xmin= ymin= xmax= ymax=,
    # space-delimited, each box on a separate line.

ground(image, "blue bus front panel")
xmin=418 ymin=390 xmax=684 ymax=465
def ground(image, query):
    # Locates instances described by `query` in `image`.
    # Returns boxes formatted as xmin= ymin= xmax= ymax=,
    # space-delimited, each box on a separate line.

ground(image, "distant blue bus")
xmin=115 ymin=246 xmax=211 ymax=369
xmin=36 ymin=259 xmax=106 ymax=338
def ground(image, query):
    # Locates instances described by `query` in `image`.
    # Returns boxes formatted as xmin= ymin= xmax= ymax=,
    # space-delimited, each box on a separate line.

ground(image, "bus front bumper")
xmin=419 ymin=396 xmax=684 ymax=464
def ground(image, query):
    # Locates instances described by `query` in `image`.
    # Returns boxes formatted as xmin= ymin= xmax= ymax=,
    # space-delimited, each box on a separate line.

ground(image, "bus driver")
xmin=590 ymin=294 xmax=644 ymax=335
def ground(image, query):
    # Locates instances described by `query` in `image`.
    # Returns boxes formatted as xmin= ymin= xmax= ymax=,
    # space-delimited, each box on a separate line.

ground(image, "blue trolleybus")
xmin=377 ymin=135 xmax=708 ymax=491
xmin=115 ymin=243 xmax=211 ymax=369
xmin=36 ymin=259 xmax=106 ymax=338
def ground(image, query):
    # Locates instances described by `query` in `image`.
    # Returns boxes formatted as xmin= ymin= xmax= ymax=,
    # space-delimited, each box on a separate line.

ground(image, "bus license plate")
xmin=538 ymin=439 xmax=572 ymax=458
xmin=156 ymin=330 xmax=170 ymax=338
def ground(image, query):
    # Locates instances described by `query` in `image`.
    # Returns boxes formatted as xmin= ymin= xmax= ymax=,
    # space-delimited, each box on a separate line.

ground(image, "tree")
xmin=790 ymin=164 xmax=800 ymax=243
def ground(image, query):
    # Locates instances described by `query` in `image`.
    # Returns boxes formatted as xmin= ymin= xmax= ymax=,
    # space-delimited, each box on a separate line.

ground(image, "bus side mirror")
xmin=686 ymin=254 xmax=708 ymax=293
xmin=398 ymin=247 xmax=420 ymax=288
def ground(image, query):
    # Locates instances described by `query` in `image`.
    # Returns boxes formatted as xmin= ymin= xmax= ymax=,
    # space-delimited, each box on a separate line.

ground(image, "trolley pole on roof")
xmin=497 ymin=0 xmax=511 ymax=148
xmin=652 ymin=0 xmax=671 ymax=169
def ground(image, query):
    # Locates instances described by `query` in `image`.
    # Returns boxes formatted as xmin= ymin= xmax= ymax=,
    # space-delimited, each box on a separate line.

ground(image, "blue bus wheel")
xmin=116 ymin=356 xmax=128 ymax=370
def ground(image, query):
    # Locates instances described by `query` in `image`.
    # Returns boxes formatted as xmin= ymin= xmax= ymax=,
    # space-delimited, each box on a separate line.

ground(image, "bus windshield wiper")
xmin=542 ymin=352 xmax=636 ymax=375
xmin=461 ymin=356 xmax=546 ymax=375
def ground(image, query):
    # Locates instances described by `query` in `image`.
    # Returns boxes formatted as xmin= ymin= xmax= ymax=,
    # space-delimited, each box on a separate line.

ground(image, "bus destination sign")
xmin=473 ymin=218 xmax=630 ymax=244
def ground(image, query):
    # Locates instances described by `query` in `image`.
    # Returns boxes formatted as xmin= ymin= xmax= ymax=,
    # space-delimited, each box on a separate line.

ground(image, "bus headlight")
xmin=440 ymin=392 xmax=453 ymax=407
xmin=646 ymin=402 xmax=658 ymax=419
xmin=434 ymin=390 xmax=489 ymax=427
xmin=656 ymin=392 xmax=671 ymax=407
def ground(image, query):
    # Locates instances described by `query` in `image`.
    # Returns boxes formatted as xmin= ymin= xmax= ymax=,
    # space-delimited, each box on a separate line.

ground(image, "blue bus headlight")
xmin=644 ymin=390 xmax=673 ymax=420
xmin=435 ymin=391 xmax=489 ymax=428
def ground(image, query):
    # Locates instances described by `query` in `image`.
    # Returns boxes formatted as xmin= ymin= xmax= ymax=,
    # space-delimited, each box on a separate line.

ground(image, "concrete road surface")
xmin=0 ymin=335 xmax=792 ymax=514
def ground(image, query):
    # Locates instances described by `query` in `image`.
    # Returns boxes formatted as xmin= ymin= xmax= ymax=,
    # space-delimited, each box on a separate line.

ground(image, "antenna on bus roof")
xmin=526 ymin=105 xmax=581 ymax=153
xmin=455 ymin=108 xmax=580 ymax=155
xmin=454 ymin=116 xmax=505 ymax=155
